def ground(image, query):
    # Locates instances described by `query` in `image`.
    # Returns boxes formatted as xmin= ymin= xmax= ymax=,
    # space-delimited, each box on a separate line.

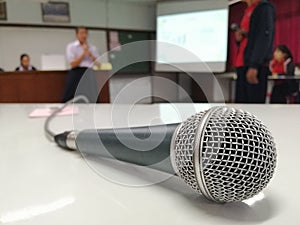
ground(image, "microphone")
xmin=231 ymin=23 xmax=248 ymax=37
xmin=54 ymin=106 xmax=277 ymax=203
xmin=230 ymin=23 xmax=240 ymax=31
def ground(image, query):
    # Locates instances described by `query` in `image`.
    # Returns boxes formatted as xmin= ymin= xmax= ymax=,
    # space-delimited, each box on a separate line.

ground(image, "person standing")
xmin=15 ymin=54 xmax=37 ymax=71
xmin=234 ymin=0 xmax=275 ymax=103
xmin=62 ymin=26 xmax=100 ymax=103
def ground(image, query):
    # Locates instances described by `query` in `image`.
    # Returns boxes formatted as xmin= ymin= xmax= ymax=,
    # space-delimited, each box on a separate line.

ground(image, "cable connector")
xmin=54 ymin=131 xmax=78 ymax=150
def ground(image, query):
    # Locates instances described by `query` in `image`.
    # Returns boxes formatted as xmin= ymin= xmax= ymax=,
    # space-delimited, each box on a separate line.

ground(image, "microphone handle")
xmin=75 ymin=123 xmax=180 ymax=174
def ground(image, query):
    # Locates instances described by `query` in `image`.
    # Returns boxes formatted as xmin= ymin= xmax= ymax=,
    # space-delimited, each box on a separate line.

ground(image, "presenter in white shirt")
xmin=62 ymin=27 xmax=100 ymax=102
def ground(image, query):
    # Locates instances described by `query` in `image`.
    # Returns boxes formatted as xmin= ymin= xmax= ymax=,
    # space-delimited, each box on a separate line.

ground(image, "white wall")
xmin=110 ymin=74 xmax=152 ymax=104
xmin=0 ymin=0 xmax=156 ymax=30
xmin=107 ymin=1 xmax=155 ymax=30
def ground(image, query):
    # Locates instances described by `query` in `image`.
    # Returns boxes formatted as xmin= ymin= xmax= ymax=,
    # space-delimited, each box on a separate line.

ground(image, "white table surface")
xmin=0 ymin=103 xmax=299 ymax=225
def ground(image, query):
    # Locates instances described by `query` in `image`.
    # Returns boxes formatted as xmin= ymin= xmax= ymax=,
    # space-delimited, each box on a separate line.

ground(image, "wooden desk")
xmin=0 ymin=70 xmax=110 ymax=103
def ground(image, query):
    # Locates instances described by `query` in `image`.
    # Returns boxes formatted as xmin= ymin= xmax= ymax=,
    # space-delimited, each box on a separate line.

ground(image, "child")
xmin=270 ymin=45 xmax=297 ymax=103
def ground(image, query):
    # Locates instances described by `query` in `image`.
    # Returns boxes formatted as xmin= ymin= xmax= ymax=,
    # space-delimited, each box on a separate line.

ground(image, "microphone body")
xmin=75 ymin=123 xmax=179 ymax=174
xmin=230 ymin=23 xmax=240 ymax=32
xmin=55 ymin=106 xmax=277 ymax=203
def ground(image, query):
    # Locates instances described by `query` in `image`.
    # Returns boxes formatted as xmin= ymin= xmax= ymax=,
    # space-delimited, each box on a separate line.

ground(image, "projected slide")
xmin=156 ymin=8 xmax=228 ymax=72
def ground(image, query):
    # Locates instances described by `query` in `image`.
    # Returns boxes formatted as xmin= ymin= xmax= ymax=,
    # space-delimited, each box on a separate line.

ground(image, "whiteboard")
xmin=0 ymin=27 xmax=108 ymax=71
xmin=156 ymin=0 xmax=228 ymax=73
xmin=41 ymin=54 xmax=67 ymax=70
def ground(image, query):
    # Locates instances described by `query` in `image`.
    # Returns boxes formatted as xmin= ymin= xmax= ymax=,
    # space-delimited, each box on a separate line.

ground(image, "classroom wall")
xmin=0 ymin=0 xmax=156 ymax=30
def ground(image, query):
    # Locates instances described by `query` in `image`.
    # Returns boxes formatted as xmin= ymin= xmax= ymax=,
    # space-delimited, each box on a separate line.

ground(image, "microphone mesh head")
xmin=172 ymin=106 xmax=276 ymax=203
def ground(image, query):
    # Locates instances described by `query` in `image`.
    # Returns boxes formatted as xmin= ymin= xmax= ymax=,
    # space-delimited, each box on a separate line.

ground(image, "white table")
xmin=0 ymin=103 xmax=299 ymax=225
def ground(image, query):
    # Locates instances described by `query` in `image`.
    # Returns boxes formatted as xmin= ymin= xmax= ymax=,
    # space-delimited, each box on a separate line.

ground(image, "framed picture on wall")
xmin=41 ymin=2 xmax=70 ymax=23
xmin=0 ymin=1 xmax=7 ymax=20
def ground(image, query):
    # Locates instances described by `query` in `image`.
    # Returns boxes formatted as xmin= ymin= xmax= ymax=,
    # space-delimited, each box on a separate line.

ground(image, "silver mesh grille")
xmin=172 ymin=112 xmax=206 ymax=194
xmin=172 ymin=106 xmax=277 ymax=203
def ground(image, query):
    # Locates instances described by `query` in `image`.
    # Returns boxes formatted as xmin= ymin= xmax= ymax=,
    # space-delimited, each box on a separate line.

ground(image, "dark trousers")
xmin=270 ymin=79 xmax=299 ymax=104
xmin=235 ymin=66 xmax=269 ymax=103
xmin=270 ymin=83 xmax=288 ymax=104
xmin=62 ymin=67 xmax=98 ymax=103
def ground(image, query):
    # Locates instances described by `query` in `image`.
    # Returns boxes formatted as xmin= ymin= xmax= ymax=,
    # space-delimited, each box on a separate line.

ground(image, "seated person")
xmin=15 ymin=54 xmax=37 ymax=71
xmin=270 ymin=45 xmax=297 ymax=103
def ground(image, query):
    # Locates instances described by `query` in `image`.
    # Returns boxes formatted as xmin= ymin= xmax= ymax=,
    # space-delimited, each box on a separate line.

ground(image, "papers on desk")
xmin=93 ymin=63 xmax=113 ymax=71
xmin=271 ymin=74 xmax=286 ymax=79
xmin=29 ymin=106 xmax=78 ymax=118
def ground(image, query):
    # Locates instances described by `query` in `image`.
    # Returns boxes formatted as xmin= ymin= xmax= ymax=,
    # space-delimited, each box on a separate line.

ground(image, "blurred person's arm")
xmin=286 ymin=61 xmax=295 ymax=76
xmin=247 ymin=4 xmax=275 ymax=84
xmin=66 ymin=43 xmax=88 ymax=68
xmin=269 ymin=59 xmax=277 ymax=76
xmin=235 ymin=29 xmax=246 ymax=43
xmin=247 ymin=4 xmax=275 ymax=70
xmin=88 ymin=45 xmax=101 ymax=67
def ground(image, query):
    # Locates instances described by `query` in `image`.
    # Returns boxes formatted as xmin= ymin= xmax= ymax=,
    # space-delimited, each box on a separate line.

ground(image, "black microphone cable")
xmin=44 ymin=95 xmax=89 ymax=150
